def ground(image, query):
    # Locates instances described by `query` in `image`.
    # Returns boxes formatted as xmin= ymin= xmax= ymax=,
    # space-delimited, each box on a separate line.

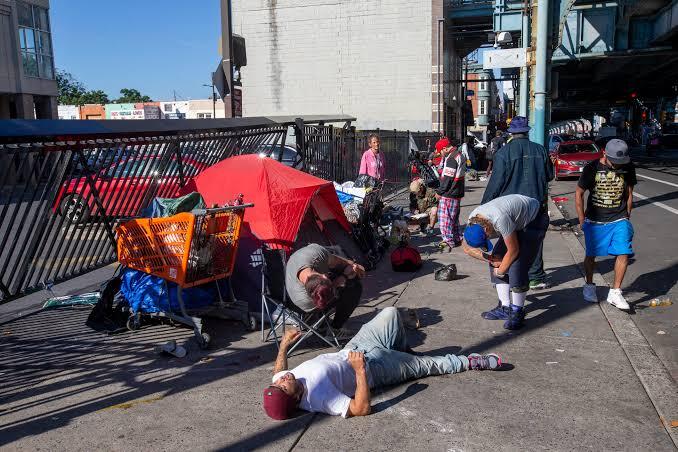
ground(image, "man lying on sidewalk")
xmin=263 ymin=307 xmax=501 ymax=420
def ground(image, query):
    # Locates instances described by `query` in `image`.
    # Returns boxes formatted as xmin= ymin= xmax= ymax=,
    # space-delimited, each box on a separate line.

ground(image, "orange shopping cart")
xmin=117 ymin=204 xmax=254 ymax=348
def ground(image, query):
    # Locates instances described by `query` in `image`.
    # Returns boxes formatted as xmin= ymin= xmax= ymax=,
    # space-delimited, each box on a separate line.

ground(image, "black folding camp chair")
xmin=260 ymin=247 xmax=341 ymax=356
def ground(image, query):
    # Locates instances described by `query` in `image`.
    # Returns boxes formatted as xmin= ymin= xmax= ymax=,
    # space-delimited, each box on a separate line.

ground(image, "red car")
xmin=54 ymin=155 xmax=203 ymax=223
xmin=551 ymin=140 xmax=602 ymax=180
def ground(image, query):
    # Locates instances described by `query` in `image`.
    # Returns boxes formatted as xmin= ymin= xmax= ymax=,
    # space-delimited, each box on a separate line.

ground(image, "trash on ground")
xmin=657 ymin=330 xmax=666 ymax=335
xmin=560 ymin=330 xmax=573 ymax=337
xmin=546 ymin=361 xmax=558 ymax=365
xmin=101 ymin=395 xmax=164 ymax=411
xmin=154 ymin=340 xmax=187 ymax=358
xmin=43 ymin=292 xmax=100 ymax=309
xmin=2 ymin=331 xmax=11 ymax=336
xmin=434 ymin=264 xmax=457 ymax=281
xmin=199 ymin=356 xmax=214 ymax=364
xmin=555 ymin=349 xmax=565 ymax=352
xmin=649 ymin=297 xmax=672 ymax=307
xmin=553 ymin=197 xmax=569 ymax=203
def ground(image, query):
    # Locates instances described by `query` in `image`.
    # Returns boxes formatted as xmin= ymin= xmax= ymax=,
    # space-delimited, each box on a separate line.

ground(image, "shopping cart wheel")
xmin=247 ymin=315 xmax=257 ymax=331
xmin=126 ymin=313 xmax=141 ymax=331
xmin=198 ymin=332 xmax=211 ymax=350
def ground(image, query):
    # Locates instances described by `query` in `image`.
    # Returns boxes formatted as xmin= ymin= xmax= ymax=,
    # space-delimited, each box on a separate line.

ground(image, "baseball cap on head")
xmin=463 ymin=224 xmax=494 ymax=252
xmin=604 ymin=138 xmax=630 ymax=165
xmin=435 ymin=137 xmax=450 ymax=152
xmin=263 ymin=386 xmax=298 ymax=420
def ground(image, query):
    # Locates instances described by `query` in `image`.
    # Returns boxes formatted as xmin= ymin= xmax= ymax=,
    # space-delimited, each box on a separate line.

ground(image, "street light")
xmin=202 ymin=83 xmax=216 ymax=118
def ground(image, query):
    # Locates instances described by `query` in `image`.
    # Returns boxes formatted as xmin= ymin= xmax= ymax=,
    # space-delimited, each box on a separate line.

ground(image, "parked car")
xmin=550 ymin=140 xmax=602 ymax=180
xmin=548 ymin=134 xmax=575 ymax=153
xmin=54 ymin=155 xmax=202 ymax=223
xmin=660 ymin=123 xmax=678 ymax=149
xmin=256 ymin=144 xmax=304 ymax=169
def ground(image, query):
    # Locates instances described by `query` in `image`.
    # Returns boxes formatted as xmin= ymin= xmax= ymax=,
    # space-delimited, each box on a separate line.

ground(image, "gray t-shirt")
xmin=469 ymin=194 xmax=540 ymax=238
xmin=285 ymin=244 xmax=331 ymax=312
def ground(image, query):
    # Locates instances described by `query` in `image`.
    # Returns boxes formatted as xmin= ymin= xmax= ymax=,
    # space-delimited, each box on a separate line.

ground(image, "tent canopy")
xmin=181 ymin=154 xmax=351 ymax=248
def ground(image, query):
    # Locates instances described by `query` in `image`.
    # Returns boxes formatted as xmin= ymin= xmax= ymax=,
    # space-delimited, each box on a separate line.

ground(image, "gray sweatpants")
xmin=344 ymin=307 xmax=468 ymax=388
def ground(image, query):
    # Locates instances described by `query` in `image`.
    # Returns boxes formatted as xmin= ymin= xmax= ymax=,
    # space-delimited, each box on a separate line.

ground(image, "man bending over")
xmin=263 ymin=307 xmax=501 ymax=419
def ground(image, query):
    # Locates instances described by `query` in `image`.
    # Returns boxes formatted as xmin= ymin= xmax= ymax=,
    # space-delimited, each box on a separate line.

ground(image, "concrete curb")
xmin=548 ymin=196 xmax=678 ymax=446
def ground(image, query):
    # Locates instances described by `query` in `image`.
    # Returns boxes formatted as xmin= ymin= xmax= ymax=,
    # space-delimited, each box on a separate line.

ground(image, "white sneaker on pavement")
xmin=583 ymin=283 xmax=598 ymax=303
xmin=607 ymin=288 xmax=630 ymax=311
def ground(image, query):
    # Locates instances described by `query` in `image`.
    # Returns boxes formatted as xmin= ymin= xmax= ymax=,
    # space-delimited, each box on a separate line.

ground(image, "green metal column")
xmin=519 ymin=11 xmax=529 ymax=117
xmin=531 ymin=0 xmax=549 ymax=145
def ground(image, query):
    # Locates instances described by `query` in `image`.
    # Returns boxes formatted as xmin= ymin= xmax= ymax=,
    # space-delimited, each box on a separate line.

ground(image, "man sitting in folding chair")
xmin=285 ymin=244 xmax=365 ymax=341
xmin=262 ymin=307 xmax=502 ymax=420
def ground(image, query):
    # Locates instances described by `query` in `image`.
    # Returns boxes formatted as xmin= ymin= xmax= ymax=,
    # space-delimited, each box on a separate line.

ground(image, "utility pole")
xmin=220 ymin=0 xmax=235 ymax=118
xmin=202 ymin=83 xmax=217 ymax=117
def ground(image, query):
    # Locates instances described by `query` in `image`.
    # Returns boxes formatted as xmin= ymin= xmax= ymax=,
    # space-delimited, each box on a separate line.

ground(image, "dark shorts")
xmin=489 ymin=211 xmax=549 ymax=289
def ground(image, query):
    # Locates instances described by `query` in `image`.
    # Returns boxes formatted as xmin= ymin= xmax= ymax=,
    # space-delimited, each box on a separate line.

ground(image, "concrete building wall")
xmin=232 ymin=0 xmax=433 ymax=131
xmin=159 ymin=101 xmax=189 ymax=119
xmin=57 ymin=104 xmax=78 ymax=119
xmin=0 ymin=0 xmax=57 ymax=119
xmin=79 ymin=104 xmax=104 ymax=120
xmin=187 ymin=99 xmax=227 ymax=119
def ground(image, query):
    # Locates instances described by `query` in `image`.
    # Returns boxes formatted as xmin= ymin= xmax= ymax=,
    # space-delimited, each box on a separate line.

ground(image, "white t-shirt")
xmin=272 ymin=350 xmax=372 ymax=418
xmin=468 ymin=194 xmax=540 ymax=238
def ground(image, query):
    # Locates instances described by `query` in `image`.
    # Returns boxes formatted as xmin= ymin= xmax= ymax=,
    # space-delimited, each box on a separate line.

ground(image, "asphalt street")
xmin=549 ymin=160 xmax=678 ymax=380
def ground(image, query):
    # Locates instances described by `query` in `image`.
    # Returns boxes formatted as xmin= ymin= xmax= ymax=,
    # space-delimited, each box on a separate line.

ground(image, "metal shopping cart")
xmin=117 ymin=204 xmax=254 ymax=348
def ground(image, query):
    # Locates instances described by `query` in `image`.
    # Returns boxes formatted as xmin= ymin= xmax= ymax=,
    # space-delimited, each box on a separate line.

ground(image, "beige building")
xmin=0 ymin=0 xmax=57 ymax=119
xmin=231 ymin=0 xmax=462 ymax=135
xmin=187 ymin=99 xmax=227 ymax=119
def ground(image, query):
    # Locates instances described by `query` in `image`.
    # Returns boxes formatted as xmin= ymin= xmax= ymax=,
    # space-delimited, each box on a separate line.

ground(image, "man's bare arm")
xmin=273 ymin=329 xmax=302 ymax=374
xmin=346 ymin=351 xmax=371 ymax=417
xmin=575 ymin=185 xmax=586 ymax=226
xmin=627 ymin=185 xmax=634 ymax=218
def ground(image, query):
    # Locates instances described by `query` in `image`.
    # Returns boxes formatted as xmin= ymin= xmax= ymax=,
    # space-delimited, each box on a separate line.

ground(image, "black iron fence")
xmin=0 ymin=116 xmax=438 ymax=302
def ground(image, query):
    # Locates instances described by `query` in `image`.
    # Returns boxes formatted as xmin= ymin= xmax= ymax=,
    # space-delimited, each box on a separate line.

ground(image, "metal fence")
xmin=0 ymin=116 xmax=438 ymax=302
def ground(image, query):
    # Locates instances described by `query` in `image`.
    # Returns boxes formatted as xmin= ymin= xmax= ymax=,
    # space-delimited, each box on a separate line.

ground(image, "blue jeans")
xmin=344 ymin=307 xmax=467 ymax=388
xmin=489 ymin=211 xmax=549 ymax=289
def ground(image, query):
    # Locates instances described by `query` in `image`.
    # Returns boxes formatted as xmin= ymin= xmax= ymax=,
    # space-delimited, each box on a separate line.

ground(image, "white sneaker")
xmin=583 ymin=283 xmax=598 ymax=303
xmin=607 ymin=288 xmax=630 ymax=311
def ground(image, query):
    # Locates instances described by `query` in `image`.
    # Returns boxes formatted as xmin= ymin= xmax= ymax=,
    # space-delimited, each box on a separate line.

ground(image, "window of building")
xmin=18 ymin=2 xmax=54 ymax=79
xmin=164 ymin=104 xmax=173 ymax=112
xmin=196 ymin=113 xmax=213 ymax=119
xmin=479 ymin=100 xmax=487 ymax=115
xmin=479 ymin=78 xmax=488 ymax=91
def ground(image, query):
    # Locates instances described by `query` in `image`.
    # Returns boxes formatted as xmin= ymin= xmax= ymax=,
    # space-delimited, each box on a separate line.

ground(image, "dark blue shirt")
xmin=481 ymin=136 xmax=554 ymax=206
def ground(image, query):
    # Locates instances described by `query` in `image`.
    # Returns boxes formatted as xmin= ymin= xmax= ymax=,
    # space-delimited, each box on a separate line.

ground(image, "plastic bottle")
xmin=649 ymin=297 xmax=673 ymax=307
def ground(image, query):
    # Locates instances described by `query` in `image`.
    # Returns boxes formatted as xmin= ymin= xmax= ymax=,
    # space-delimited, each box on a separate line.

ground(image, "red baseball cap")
xmin=263 ymin=386 xmax=298 ymax=420
xmin=435 ymin=137 xmax=450 ymax=152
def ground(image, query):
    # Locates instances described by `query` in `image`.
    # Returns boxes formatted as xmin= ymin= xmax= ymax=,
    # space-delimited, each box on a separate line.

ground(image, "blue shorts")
xmin=582 ymin=219 xmax=634 ymax=257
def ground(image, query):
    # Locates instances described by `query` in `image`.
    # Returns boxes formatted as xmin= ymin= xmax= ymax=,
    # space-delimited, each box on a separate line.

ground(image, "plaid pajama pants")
xmin=438 ymin=196 xmax=462 ymax=244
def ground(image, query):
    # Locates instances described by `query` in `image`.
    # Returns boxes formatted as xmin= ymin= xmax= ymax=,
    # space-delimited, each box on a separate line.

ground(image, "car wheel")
xmin=60 ymin=194 xmax=91 ymax=224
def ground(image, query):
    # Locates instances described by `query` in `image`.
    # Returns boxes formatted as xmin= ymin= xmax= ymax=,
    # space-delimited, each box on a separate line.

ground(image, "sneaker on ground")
xmin=271 ymin=306 xmax=301 ymax=327
xmin=607 ymin=288 xmax=630 ymax=311
xmin=467 ymin=353 xmax=502 ymax=370
xmin=529 ymin=280 xmax=548 ymax=290
xmin=481 ymin=302 xmax=510 ymax=320
xmin=582 ymin=283 xmax=598 ymax=303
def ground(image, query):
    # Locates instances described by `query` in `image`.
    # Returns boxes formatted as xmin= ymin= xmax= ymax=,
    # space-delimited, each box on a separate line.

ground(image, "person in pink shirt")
xmin=359 ymin=134 xmax=386 ymax=182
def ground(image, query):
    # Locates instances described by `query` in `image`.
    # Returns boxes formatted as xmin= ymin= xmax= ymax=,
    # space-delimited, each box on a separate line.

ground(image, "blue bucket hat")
xmin=507 ymin=116 xmax=530 ymax=134
xmin=463 ymin=224 xmax=493 ymax=252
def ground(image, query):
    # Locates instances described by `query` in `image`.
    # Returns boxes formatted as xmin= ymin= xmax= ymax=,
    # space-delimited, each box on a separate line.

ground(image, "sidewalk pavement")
xmin=0 ymin=179 xmax=676 ymax=451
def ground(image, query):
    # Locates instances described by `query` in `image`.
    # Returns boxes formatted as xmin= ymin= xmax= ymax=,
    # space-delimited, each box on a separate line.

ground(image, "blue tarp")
xmin=336 ymin=191 xmax=354 ymax=204
xmin=119 ymin=267 xmax=226 ymax=314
